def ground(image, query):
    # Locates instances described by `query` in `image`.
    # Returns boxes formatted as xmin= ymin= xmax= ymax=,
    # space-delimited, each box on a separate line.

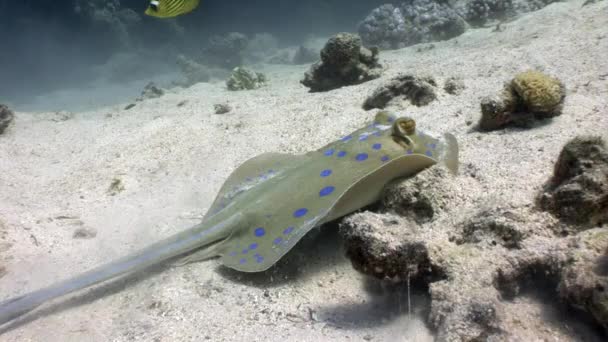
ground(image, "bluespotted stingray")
xmin=0 ymin=111 xmax=458 ymax=325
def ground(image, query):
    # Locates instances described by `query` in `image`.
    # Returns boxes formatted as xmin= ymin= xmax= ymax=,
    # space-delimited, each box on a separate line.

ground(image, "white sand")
xmin=1 ymin=1 xmax=607 ymax=340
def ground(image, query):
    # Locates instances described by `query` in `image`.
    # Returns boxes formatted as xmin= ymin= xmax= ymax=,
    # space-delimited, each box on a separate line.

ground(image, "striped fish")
xmin=144 ymin=0 xmax=200 ymax=18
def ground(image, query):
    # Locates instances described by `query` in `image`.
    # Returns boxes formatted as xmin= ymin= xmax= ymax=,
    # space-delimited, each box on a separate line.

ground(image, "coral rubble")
xmin=443 ymin=77 xmax=466 ymax=95
xmin=363 ymin=74 xmax=437 ymax=110
xmin=214 ymin=103 xmax=232 ymax=115
xmin=301 ymin=33 xmax=382 ymax=92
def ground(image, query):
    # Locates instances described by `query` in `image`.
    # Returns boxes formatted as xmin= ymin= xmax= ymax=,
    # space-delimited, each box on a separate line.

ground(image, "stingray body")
xmin=0 ymin=111 xmax=458 ymax=326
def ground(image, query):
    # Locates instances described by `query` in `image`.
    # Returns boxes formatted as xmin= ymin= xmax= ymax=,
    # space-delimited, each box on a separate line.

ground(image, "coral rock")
xmin=558 ymin=228 xmax=608 ymax=329
xmin=538 ymin=136 xmax=608 ymax=227
xmin=363 ymin=74 xmax=437 ymax=110
xmin=301 ymin=33 xmax=382 ymax=92
xmin=359 ymin=1 xmax=466 ymax=50
xmin=214 ymin=103 xmax=232 ymax=115
xmin=340 ymin=212 xmax=437 ymax=281
xmin=226 ymin=67 xmax=267 ymax=91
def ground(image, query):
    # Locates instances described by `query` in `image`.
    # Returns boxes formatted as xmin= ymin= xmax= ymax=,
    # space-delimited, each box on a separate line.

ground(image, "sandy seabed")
xmin=1 ymin=1 xmax=607 ymax=341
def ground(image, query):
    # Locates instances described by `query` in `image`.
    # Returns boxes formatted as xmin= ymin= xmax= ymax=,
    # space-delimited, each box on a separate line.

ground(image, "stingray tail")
xmin=0 ymin=213 xmax=242 ymax=325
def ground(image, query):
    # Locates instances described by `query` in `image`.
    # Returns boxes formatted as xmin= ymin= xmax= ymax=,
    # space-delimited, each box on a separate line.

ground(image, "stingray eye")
xmin=398 ymin=118 xmax=416 ymax=136
xmin=150 ymin=0 xmax=159 ymax=10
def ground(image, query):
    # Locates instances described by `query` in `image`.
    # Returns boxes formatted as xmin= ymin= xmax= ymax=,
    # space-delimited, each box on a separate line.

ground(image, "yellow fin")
xmin=145 ymin=0 xmax=200 ymax=18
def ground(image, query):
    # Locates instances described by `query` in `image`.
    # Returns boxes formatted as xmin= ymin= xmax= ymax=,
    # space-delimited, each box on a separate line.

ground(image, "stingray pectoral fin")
xmin=326 ymin=154 xmax=437 ymax=221
xmin=0 ymin=213 xmax=245 ymax=325
xmin=219 ymin=154 xmax=437 ymax=273
xmin=203 ymin=153 xmax=309 ymax=221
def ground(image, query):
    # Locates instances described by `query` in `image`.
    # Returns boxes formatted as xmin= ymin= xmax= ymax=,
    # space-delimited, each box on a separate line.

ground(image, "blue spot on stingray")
xmin=319 ymin=186 xmax=335 ymax=197
xmin=407 ymin=149 xmax=413 ymax=154
xmin=249 ymin=243 xmax=258 ymax=250
xmin=239 ymin=258 xmax=247 ymax=264
xmin=337 ymin=151 xmax=347 ymax=158
xmin=242 ymin=249 xmax=249 ymax=254
xmin=358 ymin=135 xmax=369 ymax=141
xmin=372 ymin=143 xmax=382 ymax=150
xmin=341 ymin=135 xmax=352 ymax=142
xmin=324 ymin=149 xmax=335 ymax=156
xmin=274 ymin=237 xmax=283 ymax=244
xmin=254 ymin=227 xmax=266 ymax=237
xmin=229 ymin=251 xmax=238 ymax=256
xmin=430 ymin=143 xmax=437 ymax=149
xmin=425 ymin=150 xmax=433 ymax=157
xmin=255 ymin=256 xmax=264 ymax=263
xmin=283 ymin=226 xmax=294 ymax=235
xmin=381 ymin=155 xmax=390 ymax=162
xmin=293 ymin=208 xmax=308 ymax=218
xmin=356 ymin=153 xmax=368 ymax=161
xmin=320 ymin=169 xmax=332 ymax=177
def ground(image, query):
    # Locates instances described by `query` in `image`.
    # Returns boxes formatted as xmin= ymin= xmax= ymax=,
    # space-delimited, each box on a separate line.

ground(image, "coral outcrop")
xmin=363 ymin=74 xmax=437 ymax=110
xmin=459 ymin=0 xmax=515 ymax=26
xmin=478 ymin=70 xmax=565 ymax=131
xmin=358 ymin=0 xmax=562 ymax=49
xmin=358 ymin=1 xmax=466 ymax=49
xmin=538 ymin=136 xmax=608 ymax=227
xmin=226 ymin=67 xmax=267 ymax=91
xmin=339 ymin=137 xmax=608 ymax=339
xmin=301 ymin=33 xmax=382 ymax=92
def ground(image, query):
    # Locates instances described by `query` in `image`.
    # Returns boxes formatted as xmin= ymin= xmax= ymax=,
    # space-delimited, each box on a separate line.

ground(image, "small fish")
xmin=0 ymin=111 xmax=458 ymax=327
xmin=144 ymin=0 xmax=200 ymax=18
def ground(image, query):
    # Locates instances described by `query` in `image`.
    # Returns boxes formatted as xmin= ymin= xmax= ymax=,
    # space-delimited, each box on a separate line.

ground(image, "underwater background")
xmin=0 ymin=0 xmax=607 ymax=341
xmin=1 ymin=0 xmax=387 ymax=110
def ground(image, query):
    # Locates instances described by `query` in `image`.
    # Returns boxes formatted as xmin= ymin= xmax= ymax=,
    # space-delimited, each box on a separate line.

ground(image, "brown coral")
xmin=511 ymin=70 xmax=565 ymax=116
xmin=478 ymin=70 xmax=566 ymax=131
